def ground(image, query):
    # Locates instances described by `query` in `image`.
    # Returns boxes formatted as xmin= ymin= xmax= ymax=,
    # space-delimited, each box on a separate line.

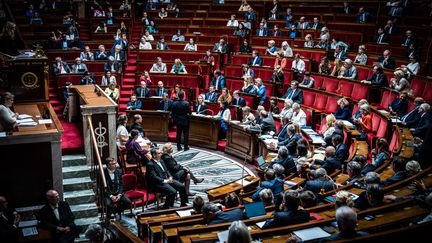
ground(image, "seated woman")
xmin=361 ymin=138 xmax=390 ymax=175
xmin=357 ymin=104 xmax=372 ymax=138
xmin=215 ymin=101 xmax=231 ymax=138
xmin=146 ymin=20 xmax=158 ymax=33
xmin=227 ymin=14 xmax=239 ymax=27
xmin=0 ymin=92 xmax=18 ymax=132
xmin=389 ymin=91 xmax=408 ymax=117
xmin=138 ymin=37 xmax=152 ymax=50
xmin=238 ymin=39 xmax=252 ymax=54
xmin=354 ymin=45 xmax=368 ymax=65
xmin=269 ymin=98 xmax=280 ymax=115
xmin=274 ymin=51 xmax=287 ymax=71
xmin=319 ymin=57 xmax=332 ymax=75
xmin=291 ymin=54 xmax=306 ymax=79
xmin=241 ymin=64 xmax=254 ymax=79
xmin=242 ymin=76 xmax=256 ymax=94
xmin=116 ymin=115 xmax=129 ymax=147
xmin=390 ymin=70 xmax=411 ymax=95
xmin=402 ymin=55 xmax=420 ymax=76
xmin=170 ymin=58 xmax=188 ymax=74
xmin=101 ymin=71 xmax=116 ymax=86
xmin=266 ymin=40 xmax=278 ymax=56
xmin=194 ymin=95 xmax=207 ymax=114
xmin=161 ymin=142 xmax=204 ymax=196
xmin=170 ymin=84 xmax=187 ymax=101
xmin=330 ymin=58 xmax=343 ymax=77
xmin=139 ymin=70 xmax=152 ymax=84
xmin=320 ymin=114 xmax=336 ymax=143
xmin=125 ymin=129 xmax=151 ymax=164
xmin=184 ymin=38 xmax=197 ymax=52
xmin=334 ymin=98 xmax=351 ymax=120
xmin=279 ymin=99 xmax=294 ymax=120
xmin=233 ymin=23 xmax=248 ymax=38
xmin=104 ymin=82 xmax=119 ymax=101
xmin=281 ymin=41 xmax=293 ymax=57
xmin=217 ymin=88 xmax=233 ymax=104
xmin=304 ymin=34 xmax=314 ymax=48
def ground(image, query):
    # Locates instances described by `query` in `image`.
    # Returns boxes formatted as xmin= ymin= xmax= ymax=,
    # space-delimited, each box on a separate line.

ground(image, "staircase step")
xmin=125 ymin=66 xmax=136 ymax=71
xmin=63 ymin=177 xmax=92 ymax=191
xmin=119 ymin=98 xmax=130 ymax=103
xmin=122 ymin=78 xmax=135 ymax=82
xmin=75 ymin=216 xmax=101 ymax=226
xmin=121 ymin=84 xmax=134 ymax=89
xmin=50 ymin=100 xmax=63 ymax=105
xmin=64 ymin=189 xmax=95 ymax=205
xmin=123 ymin=73 xmax=135 ymax=77
xmin=63 ymin=165 xmax=89 ymax=179
xmin=129 ymin=54 xmax=137 ymax=58
xmin=70 ymin=203 xmax=99 ymax=218
xmin=62 ymin=155 xmax=87 ymax=166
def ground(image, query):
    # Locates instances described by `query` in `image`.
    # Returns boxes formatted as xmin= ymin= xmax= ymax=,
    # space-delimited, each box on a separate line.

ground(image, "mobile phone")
xmin=321 ymin=226 xmax=336 ymax=234
xmin=364 ymin=215 xmax=375 ymax=221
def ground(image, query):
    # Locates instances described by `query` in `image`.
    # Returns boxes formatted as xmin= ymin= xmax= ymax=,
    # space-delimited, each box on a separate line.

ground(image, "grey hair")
xmin=272 ymin=163 xmax=285 ymax=176
xmin=259 ymin=188 xmax=274 ymax=204
xmin=202 ymin=202 xmax=220 ymax=215
xmin=336 ymin=206 xmax=358 ymax=231
xmin=278 ymin=146 xmax=289 ymax=158
xmin=364 ymin=172 xmax=381 ymax=184
xmin=227 ymin=221 xmax=251 ymax=243
xmin=420 ymin=103 xmax=430 ymax=112
xmin=84 ymin=224 xmax=104 ymax=241
xmin=315 ymin=168 xmax=327 ymax=177
xmin=292 ymin=103 xmax=300 ymax=110
xmin=406 ymin=160 xmax=422 ymax=175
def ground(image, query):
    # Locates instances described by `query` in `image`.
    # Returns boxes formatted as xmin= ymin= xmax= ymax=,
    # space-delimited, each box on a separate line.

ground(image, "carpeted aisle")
xmin=60 ymin=120 xmax=84 ymax=155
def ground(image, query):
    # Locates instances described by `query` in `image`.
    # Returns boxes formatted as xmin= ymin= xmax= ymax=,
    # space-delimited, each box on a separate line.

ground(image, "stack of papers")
xmin=18 ymin=220 xmax=38 ymax=228
xmin=391 ymin=118 xmax=402 ymax=123
xmin=293 ymin=227 xmax=331 ymax=241
xmin=22 ymin=227 xmax=38 ymax=237
xmin=176 ymin=209 xmax=194 ymax=217
xmin=217 ymin=230 xmax=229 ymax=243
xmin=18 ymin=114 xmax=32 ymax=119
xmin=38 ymin=119 xmax=52 ymax=125
xmin=341 ymin=120 xmax=355 ymax=129
xmin=309 ymin=135 xmax=325 ymax=145
xmin=235 ymin=178 xmax=253 ymax=186
xmin=17 ymin=118 xmax=37 ymax=127
xmin=255 ymin=221 xmax=266 ymax=229
xmin=302 ymin=128 xmax=317 ymax=135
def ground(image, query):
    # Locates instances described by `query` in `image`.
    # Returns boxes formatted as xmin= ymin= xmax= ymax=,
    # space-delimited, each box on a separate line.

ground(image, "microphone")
xmin=198 ymin=109 xmax=214 ymax=115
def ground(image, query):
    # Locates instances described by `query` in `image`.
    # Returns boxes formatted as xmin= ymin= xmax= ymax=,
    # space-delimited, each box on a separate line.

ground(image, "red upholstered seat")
xmin=389 ymin=130 xmax=399 ymax=158
xmin=274 ymin=119 xmax=281 ymax=132
xmin=356 ymin=66 xmax=370 ymax=81
xmin=410 ymin=77 xmax=426 ymax=97
xmin=313 ymin=76 xmax=324 ymax=89
xmin=303 ymin=91 xmax=316 ymax=107
xmin=350 ymin=83 xmax=369 ymax=101
xmin=377 ymin=90 xmax=397 ymax=110
xmin=371 ymin=113 xmax=381 ymax=133
xmin=303 ymin=109 xmax=312 ymax=125
xmin=324 ymin=96 xmax=339 ymax=114
xmin=338 ymin=81 xmax=354 ymax=97
xmin=422 ymin=83 xmax=432 ymax=103
xmin=376 ymin=117 xmax=388 ymax=138
xmin=322 ymin=78 xmax=338 ymax=92
xmin=122 ymin=173 xmax=156 ymax=211
xmin=313 ymin=94 xmax=328 ymax=110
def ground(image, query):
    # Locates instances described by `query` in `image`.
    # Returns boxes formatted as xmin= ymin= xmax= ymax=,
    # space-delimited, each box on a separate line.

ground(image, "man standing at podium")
xmin=172 ymin=91 xmax=191 ymax=151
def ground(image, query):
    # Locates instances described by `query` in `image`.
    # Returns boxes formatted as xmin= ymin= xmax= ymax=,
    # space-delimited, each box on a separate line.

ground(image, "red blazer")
xmin=274 ymin=58 xmax=287 ymax=69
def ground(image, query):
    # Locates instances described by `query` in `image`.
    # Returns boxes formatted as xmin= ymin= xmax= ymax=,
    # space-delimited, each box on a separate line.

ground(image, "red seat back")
xmin=371 ymin=113 xmax=381 ymax=133
xmin=122 ymin=174 xmax=137 ymax=191
xmin=322 ymin=78 xmax=338 ymax=92
xmin=376 ymin=117 xmax=388 ymax=138
xmin=313 ymin=75 xmax=324 ymax=89
xmin=314 ymin=94 xmax=328 ymax=110
xmin=422 ymin=83 xmax=432 ymax=103
xmin=303 ymin=91 xmax=316 ymax=106
xmin=338 ymin=81 xmax=354 ymax=97
xmin=350 ymin=84 xmax=368 ymax=101
xmin=325 ymin=96 xmax=339 ymax=113
xmin=410 ymin=77 xmax=426 ymax=97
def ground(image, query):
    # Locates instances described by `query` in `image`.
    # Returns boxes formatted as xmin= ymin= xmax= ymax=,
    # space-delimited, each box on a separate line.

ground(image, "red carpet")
xmin=60 ymin=120 xmax=84 ymax=155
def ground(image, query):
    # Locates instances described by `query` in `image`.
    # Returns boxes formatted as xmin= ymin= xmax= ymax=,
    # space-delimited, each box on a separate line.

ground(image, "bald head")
xmin=336 ymin=206 xmax=358 ymax=232
xmin=46 ymin=190 xmax=60 ymax=206
xmin=325 ymin=146 xmax=336 ymax=157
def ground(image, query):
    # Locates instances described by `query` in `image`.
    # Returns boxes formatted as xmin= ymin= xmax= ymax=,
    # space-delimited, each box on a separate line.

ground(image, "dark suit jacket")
xmin=304 ymin=178 xmax=335 ymax=194
xmin=248 ymin=56 xmax=263 ymax=66
xmin=402 ymin=106 xmax=421 ymax=128
xmin=212 ymin=43 xmax=227 ymax=53
xmin=390 ymin=98 xmax=408 ymax=117
xmin=334 ymin=107 xmax=351 ymax=120
xmin=209 ymin=208 xmax=244 ymax=225
xmin=367 ymin=73 xmax=388 ymax=86
xmin=161 ymin=154 xmax=183 ymax=175
xmin=402 ymin=36 xmax=416 ymax=46
xmin=210 ymin=75 xmax=226 ymax=90
xmin=147 ymin=159 xmax=172 ymax=185
xmin=412 ymin=113 xmax=432 ymax=139
xmin=313 ymin=156 xmax=341 ymax=174
xmin=269 ymin=156 xmax=297 ymax=176
xmin=110 ymin=52 xmax=125 ymax=62
xmin=0 ymin=210 xmax=18 ymax=242
xmin=356 ymin=12 xmax=372 ymax=23
xmin=194 ymin=103 xmax=207 ymax=113
xmin=283 ymin=88 xmax=304 ymax=104
xmin=255 ymin=28 xmax=268 ymax=36
xmin=104 ymin=168 xmax=124 ymax=196
xmin=131 ymin=122 xmax=146 ymax=137
xmin=262 ymin=209 xmax=309 ymax=229
xmin=158 ymin=99 xmax=174 ymax=111
xmin=39 ymin=201 xmax=76 ymax=231
xmin=155 ymin=87 xmax=169 ymax=96
xmin=135 ymin=87 xmax=151 ymax=98
xmin=276 ymin=124 xmax=289 ymax=143
xmin=374 ymin=33 xmax=390 ymax=44
xmin=232 ymin=97 xmax=246 ymax=107
xmin=252 ymin=178 xmax=284 ymax=201
xmin=335 ymin=144 xmax=349 ymax=162
xmin=278 ymin=135 xmax=297 ymax=148
xmin=381 ymin=170 xmax=409 ymax=186
xmin=95 ymin=51 xmax=109 ymax=60
xmin=325 ymin=128 xmax=344 ymax=146
xmin=377 ymin=55 xmax=396 ymax=69
xmin=309 ymin=22 xmax=323 ymax=30
xmin=320 ymin=230 xmax=368 ymax=242
xmin=104 ymin=62 xmax=120 ymax=73
xmin=156 ymin=42 xmax=169 ymax=50
xmin=171 ymin=100 xmax=191 ymax=126
xmin=205 ymin=92 xmax=219 ymax=102
xmin=52 ymin=63 xmax=71 ymax=76
xmin=57 ymin=39 xmax=72 ymax=49
xmin=255 ymin=115 xmax=276 ymax=135
xmin=127 ymin=100 xmax=142 ymax=110
xmin=270 ymin=30 xmax=282 ymax=37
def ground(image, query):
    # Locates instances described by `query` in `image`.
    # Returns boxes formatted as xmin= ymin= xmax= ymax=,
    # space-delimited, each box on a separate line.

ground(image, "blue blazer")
xmin=256 ymin=85 xmax=266 ymax=102
xmin=402 ymin=107 xmax=421 ymax=128
xmin=211 ymin=75 xmax=226 ymax=90
xmin=194 ymin=103 xmax=207 ymax=113
xmin=334 ymin=107 xmax=351 ymax=120
xmin=127 ymin=100 xmax=142 ymax=110
xmin=209 ymin=208 xmax=244 ymax=225
xmin=381 ymin=171 xmax=409 ymax=187
xmin=335 ymin=144 xmax=349 ymax=162
xmin=304 ymin=178 xmax=335 ymax=194
xmin=248 ymin=56 xmax=263 ymax=66
xmin=232 ymin=97 xmax=246 ymax=107
xmin=367 ymin=73 xmax=388 ymax=86
xmin=390 ymin=98 xmax=408 ymax=117
xmin=283 ymin=88 xmax=303 ymax=104
xmin=135 ymin=87 xmax=151 ymax=98
xmin=412 ymin=113 xmax=432 ymax=139
xmin=312 ymin=156 xmax=341 ymax=175
xmin=205 ymin=92 xmax=219 ymax=103
xmin=252 ymin=178 xmax=284 ymax=201
xmin=255 ymin=28 xmax=268 ymax=36
xmin=276 ymin=125 xmax=289 ymax=143
xmin=158 ymin=99 xmax=174 ymax=111
xmin=262 ymin=210 xmax=309 ymax=229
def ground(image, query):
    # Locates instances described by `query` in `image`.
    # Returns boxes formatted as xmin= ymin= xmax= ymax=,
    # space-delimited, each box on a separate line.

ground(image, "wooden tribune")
xmin=126 ymin=110 xmax=170 ymax=141
xmin=188 ymin=114 xmax=221 ymax=149
xmin=225 ymin=122 xmax=258 ymax=162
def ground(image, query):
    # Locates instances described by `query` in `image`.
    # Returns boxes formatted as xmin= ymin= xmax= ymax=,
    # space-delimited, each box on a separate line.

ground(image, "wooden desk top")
xmin=206 ymin=176 xmax=259 ymax=200
xmin=71 ymin=85 xmax=117 ymax=108
xmin=11 ymin=102 xmax=63 ymax=136
xmin=18 ymin=227 xmax=52 ymax=242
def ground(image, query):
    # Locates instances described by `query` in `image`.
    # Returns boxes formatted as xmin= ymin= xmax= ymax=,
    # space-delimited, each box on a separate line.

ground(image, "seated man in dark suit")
xmin=401 ymin=97 xmax=424 ymax=128
xmin=381 ymin=157 xmax=409 ymax=187
xmin=248 ymin=50 xmax=263 ymax=67
xmin=360 ymin=65 xmax=388 ymax=86
xmin=320 ymin=206 xmax=368 ymax=241
xmin=104 ymin=56 xmax=120 ymax=73
xmin=307 ymin=146 xmax=341 ymax=175
xmin=205 ymin=85 xmax=219 ymax=103
xmin=211 ymin=69 xmax=226 ymax=91
xmin=232 ymin=90 xmax=246 ymax=107
xmin=411 ymin=103 xmax=432 ymax=139
xmin=130 ymin=114 xmax=146 ymax=138
xmin=155 ymin=81 xmax=169 ymax=97
xmin=202 ymin=202 xmax=244 ymax=225
xmin=275 ymin=116 xmax=290 ymax=143
xmin=255 ymin=22 xmax=268 ymax=36
xmin=104 ymin=157 xmax=132 ymax=218
xmin=356 ymin=7 xmax=372 ymax=23
xmin=377 ymin=50 xmax=396 ymax=70
xmin=248 ymin=110 xmax=276 ymax=135
xmin=262 ymin=190 xmax=310 ymax=229
xmin=332 ymin=135 xmax=349 ymax=163
xmin=252 ymin=169 xmax=284 ymax=201
xmin=39 ymin=190 xmax=81 ymax=243
xmin=277 ymin=124 xmax=297 ymax=148
xmin=52 ymin=57 xmax=71 ymax=76
xmin=135 ymin=81 xmax=151 ymax=98
xmin=158 ymin=93 xmax=174 ymax=112
xmin=0 ymin=196 xmax=20 ymax=243
xmin=389 ymin=91 xmax=408 ymax=117
xmin=354 ymin=183 xmax=384 ymax=210
xmin=373 ymin=28 xmax=390 ymax=44
xmin=282 ymin=81 xmax=303 ymax=104
xmin=303 ymin=168 xmax=336 ymax=194
xmin=126 ymin=94 xmax=142 ymax=110
xmin=79 ymin=71 xmax=96 ymax=85
xmin=147 ymin=148 xmax=188 ymax=209
xmin=269 ymin=143 xmax=297 ymax=176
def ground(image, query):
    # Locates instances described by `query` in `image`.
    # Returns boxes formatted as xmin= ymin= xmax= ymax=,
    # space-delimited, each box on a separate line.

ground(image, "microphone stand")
xmin=239 ymin=148 xmax=251 ymax=200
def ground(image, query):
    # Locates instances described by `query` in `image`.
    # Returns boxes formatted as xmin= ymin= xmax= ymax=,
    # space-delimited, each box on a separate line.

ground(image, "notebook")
xmin=244 ymin=201 xmax=266 ymax=219
xmin=256 ymin=156 xmax=268 ymax=170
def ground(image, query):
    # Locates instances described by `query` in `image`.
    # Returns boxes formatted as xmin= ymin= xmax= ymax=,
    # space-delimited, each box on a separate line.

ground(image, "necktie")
xmin=378 ymin=35 xmax=383 ymax=43
xmin=197 ymin=105 xmax=201 ymax=112
xmin=159 ymin=89 xmax=162 ymax=96
xmin=347 ymin=69 xmax=351 ymax=77
xmin=87 ymin=53 xmax=90 ymax=59
xmin=141 ymin=89 xmax=144 ymax=97
xmin=313 ymin=23 xmax=317 ymax=29
xmin=289 ymin=89 xmax=294 ymax=99
xmin=115 ymin=53 xmax=118 ymax=60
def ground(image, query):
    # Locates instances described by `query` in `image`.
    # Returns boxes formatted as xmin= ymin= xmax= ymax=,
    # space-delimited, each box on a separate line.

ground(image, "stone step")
xmin=63 ymin=177 xmax=92 ymax=191
xmin=75 ymin=216 xmax=101 ymax=226
xmin=62 ymin=155 xmax=87 ymax=167
xmin=64 ymin=189 xmax=96 ymax=205
xmin=70 ymin=203 xmax=99 ymax=219
xmin=63 ymin=165 xmax=89 ymax=179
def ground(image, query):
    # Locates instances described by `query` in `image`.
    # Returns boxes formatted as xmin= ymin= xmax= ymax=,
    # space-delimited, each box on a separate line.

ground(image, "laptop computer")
xmin=257 ymin=156 xmax=269 ymax=170
xmin=244 ymin=201 xmax=266 ymax=219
